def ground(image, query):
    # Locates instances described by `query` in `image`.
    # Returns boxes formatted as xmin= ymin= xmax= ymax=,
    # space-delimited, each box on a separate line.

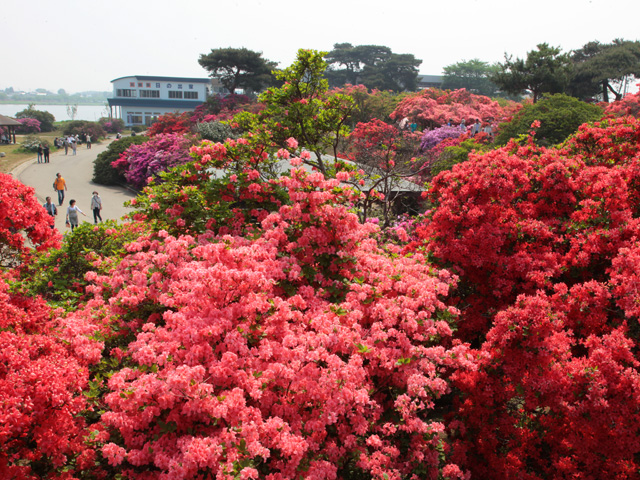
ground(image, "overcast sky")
xmin=2 ymin=0 xmax=639 ymax=94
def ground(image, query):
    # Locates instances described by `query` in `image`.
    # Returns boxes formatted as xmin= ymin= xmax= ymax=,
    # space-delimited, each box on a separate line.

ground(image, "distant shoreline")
xmin=0 ymin=101 xmax=107 ymax=106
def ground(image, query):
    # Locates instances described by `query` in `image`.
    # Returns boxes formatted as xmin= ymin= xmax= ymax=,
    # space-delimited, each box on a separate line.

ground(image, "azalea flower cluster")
xmin=409 ymin=115 xmax=640 ymax=477
xmin=390 ymin=88 xmax=521 ymax=129
xmin=111 ymin=133 xmax=195 ymax=189
xmin=59 ymin=155 xmax=472 ymax=479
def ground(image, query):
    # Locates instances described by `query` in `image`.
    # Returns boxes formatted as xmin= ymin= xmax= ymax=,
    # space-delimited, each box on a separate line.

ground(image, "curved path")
xmin=16 ymin=139 xmax=137 ymax=231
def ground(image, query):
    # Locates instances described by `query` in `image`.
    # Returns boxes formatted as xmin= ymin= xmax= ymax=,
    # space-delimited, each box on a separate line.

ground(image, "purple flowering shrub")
xmin=419 ymin=125 xmax=461 ymax=152
xmin=111 ymin=133 xmax=194 ymax=189
xmin=16 ymin=117 xmax=41 ymax=134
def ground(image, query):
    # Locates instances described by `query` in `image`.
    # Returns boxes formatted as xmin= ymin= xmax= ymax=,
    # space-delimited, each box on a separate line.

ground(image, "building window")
xmin=140 ymin=90 xmax=160 ymax=98
xmin=146 ymin=83 xmax=151 ymax=88
xmin=156 ymin=82 xmax=161 ymax=88
xmin=168 ymin=91 xmax=183 ymax=99
xmin=117 ymin=89 xmax=137 ymax=97
xmin=127 ymin=112 xmax=143 ymax=124
xmin=129 ymin=82 xmax=135 ymax=87
xmin=178 ymin=84 xmax=183 ymax=90
xmin=137 ymin=82 xmax=143 ymax=87
xmin=184 ymin=91 xmax=198 ymax=99
xmin=189 ymin=84 xmax=194 ymax=89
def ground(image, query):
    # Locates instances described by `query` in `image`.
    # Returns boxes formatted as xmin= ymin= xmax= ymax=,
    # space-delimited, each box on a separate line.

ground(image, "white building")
xmin=107 ymin=75 xmax=210 ymax=126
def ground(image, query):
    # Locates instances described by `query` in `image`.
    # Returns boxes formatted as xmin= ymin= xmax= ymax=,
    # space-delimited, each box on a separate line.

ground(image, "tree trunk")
xmin=602 ymin=80 xmax=609 ymax=103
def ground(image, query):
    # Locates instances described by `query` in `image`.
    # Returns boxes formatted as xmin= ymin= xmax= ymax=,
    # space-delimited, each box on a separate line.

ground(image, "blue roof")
xmin=107 ymin=98 xmax=204 ymax=108
xmin=111 ymin=75 xmax=210 ymax=83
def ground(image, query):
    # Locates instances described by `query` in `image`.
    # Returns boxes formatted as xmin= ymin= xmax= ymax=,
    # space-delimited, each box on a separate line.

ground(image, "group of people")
xmin=49 ymin=172 xmax=103 ymax=231
xmin=447 ymin=118 xmax=494 ymax=138
xmin=36 ymin=144 xmax=51 ymax=163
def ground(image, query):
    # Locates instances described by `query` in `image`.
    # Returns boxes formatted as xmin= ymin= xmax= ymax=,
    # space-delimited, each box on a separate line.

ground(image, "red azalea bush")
xmin=390 ymin=88 xmax=521 ymax=130
xmin=62 ymin=155 xmax=472 ymax=480
xmin=111 ymin=133 xmax=195 ymax=189
xmin=146 ymin=112 xmax=192 ymax=137
xmin=0 ymin=277 xmax=103 ymax=479
xmin=408 ymin=116 xmax=640 ymax=477
xmin=603 ymin=83 xmax=640 ymax=118
xmin=0 ymin=173 xmax=61 ymax=268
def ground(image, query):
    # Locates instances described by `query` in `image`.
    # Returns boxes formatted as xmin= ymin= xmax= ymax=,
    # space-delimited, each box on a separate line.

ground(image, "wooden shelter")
xmin=0 ymin=114 xmax=21 ymax=144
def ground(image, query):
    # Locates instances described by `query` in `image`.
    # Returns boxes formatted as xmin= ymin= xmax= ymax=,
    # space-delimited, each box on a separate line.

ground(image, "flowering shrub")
xmin=196 ymin=120 xmax=236 ymax=143
xmin=391 ymin=88 xmax=520 ymax=129
xmin=99 ymin=117 xmax=125 ymax=134
xmin=0 ymin=173 xmax=60 ymax=268
xmin=420 ymin=125 xmax=463 ymax=152
xmin=0 ymin=277 xmax=100 ymax=479
xmin=15 ymin=117 xmax=41 ymax=134
xmin=64 ymin=159 xmax=470 ymax=480
xmin=112 ymin=133 xmax=195 ymax=189
xmin=146 ymin=112 xmax=192 ymax=136
xmin=409 ymin=116 xmax=640 ymax=476
xmin=603 ymin=83 xmax=640 ymax=118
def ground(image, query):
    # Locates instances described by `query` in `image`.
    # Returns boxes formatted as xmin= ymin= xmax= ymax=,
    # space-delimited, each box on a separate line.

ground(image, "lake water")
xmin=0 ymin=104 xmax=109 ymax=122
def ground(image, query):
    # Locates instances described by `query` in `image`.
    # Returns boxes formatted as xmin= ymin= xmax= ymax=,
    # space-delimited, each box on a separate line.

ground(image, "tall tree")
xmin=198 ymin=47 xmax=277 ymax=95
xmin=324 ymin=43 xmax=421 ymax=92
xmin=234 ymin=49 xmax=356 ymax=175
xmin=442 ymin=59 xmax=501 ymax=97
xmin=492 ymin=43 xmax=572 ymax=103
xmin=568 ymin=39 xmax=640 ymax=102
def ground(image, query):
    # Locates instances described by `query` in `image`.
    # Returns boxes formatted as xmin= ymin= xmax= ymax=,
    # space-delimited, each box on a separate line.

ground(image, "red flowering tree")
xmin=343 ymin=119 xmax=426 ymax=226
xmin=0 ymin=173 xmax=60 ymax=268
xmin=390 ymin=88 xmax=521 ymax=130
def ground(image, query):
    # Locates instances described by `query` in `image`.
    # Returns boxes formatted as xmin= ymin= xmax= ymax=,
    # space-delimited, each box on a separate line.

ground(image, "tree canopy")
xmin=492 ymin=43 xmax=572 ymax=103
xmin=568 ymin=39 xmax=640 ymax=102
xmin=324 ymin=43 xmax=422 ymax=92
xmin=198 ymin=47 xmax=277 ymax=95
xmin=442 ymin=58 xmax=501 ymax=97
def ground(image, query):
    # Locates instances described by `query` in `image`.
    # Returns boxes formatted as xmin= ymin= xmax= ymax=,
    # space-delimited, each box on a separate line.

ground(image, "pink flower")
xmin=286 ymin=137 xmax=299 ymax=149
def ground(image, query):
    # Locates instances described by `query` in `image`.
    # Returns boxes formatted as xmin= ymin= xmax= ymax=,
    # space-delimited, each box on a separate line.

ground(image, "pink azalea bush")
xmin=63 ymin=150 xmax=472 ymax=479
xmin=16 ymin=117 xmax=41 ymax=134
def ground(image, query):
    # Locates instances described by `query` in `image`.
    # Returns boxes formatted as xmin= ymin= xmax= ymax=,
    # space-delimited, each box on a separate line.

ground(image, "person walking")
xmin=64 ymin=138 xmax=69 ymax=155
xmin=42 ymin=196 xmax=57 ymax=228
xmin=86 ymin=134 xmax=91 ymax=149
xmin=43 ymin=144 xmax=50 ymax=163
xmin=90 ymin=191 xmax=103 ymax=224
xmin=71 ymin=136 xmax=77 ymax=155
xmin=37 ymin=144 xmax=43 ymax=164
xmin=65 ymin=199 xmax=87 ymax=231
xmin=53 ymin=172 xmax=67 ymax=206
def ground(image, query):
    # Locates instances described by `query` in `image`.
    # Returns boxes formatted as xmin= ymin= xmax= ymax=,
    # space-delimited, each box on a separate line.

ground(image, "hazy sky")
xmin=2 ymin=0 xmax=639 ymax=93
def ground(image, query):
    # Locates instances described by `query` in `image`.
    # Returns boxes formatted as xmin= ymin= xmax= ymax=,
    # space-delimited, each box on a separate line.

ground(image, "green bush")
xmin=495 ymin=93 xmax=603 ymax=146
xmin=15 ymin=105 xmax=55 ymax=132
xmin=131 ymin=125 xmax=146 ymax=133
xmin=196 ymin=120 xmax=236 ymax=142
xmin=431 ymin=138 xmax=490 ymax=177
xmin=18 ymin=135 xmax=52 ymax=153
xmin=93 ymin=135 xmax=147 ymax=185
xmin=62 ymin=120 xmax=106 ymax=140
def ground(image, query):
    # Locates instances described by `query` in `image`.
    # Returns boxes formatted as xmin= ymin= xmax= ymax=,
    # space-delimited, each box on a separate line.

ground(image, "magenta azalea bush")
xmin=111 ymin=133 xmax=194 ymax=189
xmin=16 ymin=117 xmax=41 ymax=134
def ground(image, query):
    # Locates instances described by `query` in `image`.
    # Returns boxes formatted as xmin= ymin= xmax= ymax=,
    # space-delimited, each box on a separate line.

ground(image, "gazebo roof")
xmin=0 ymin=114 xmax=21 ymax=127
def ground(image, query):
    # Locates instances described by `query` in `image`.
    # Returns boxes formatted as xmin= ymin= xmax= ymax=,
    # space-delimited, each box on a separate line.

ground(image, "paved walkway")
xmin=16 ymin=139 xmax=137 ymax=232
